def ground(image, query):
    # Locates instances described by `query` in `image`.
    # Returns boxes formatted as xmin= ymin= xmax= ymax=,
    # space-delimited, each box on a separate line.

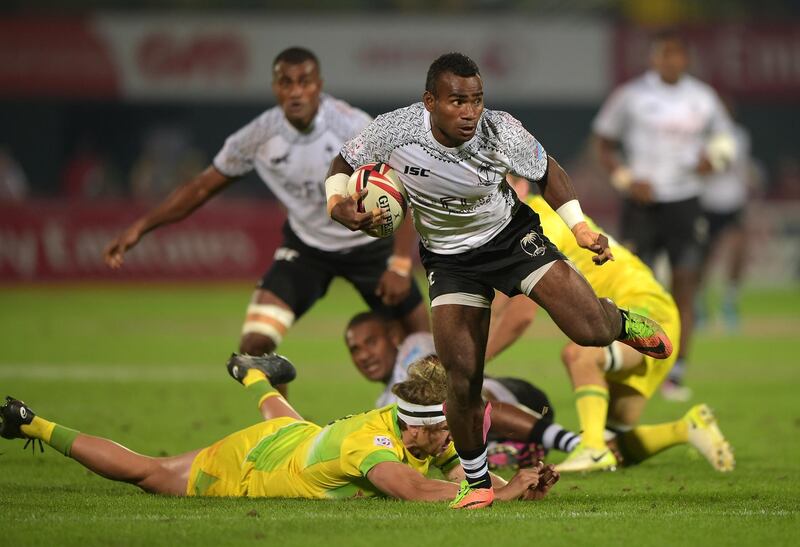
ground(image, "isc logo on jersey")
xmin=347 ymin=163 xmax=408 ymax=239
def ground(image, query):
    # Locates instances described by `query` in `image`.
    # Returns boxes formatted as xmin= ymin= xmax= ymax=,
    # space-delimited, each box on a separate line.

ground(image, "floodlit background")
xmin=0 ymin=2 xmax=798 ymax=545
xmin=1 ymin=0 xmax=798 ymax=284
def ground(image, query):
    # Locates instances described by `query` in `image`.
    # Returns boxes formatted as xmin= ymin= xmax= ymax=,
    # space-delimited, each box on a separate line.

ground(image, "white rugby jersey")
xmin=214 ymin=94 xmax=374 ymax=252
xmin=593 ymin=71 xmax=734 ymax=203
xmin=341 ymin=103 xmax=548 ymax=254
xmin=700 ymin=124 xmax=750 ymax=213
xmin=374 ymin=332 xmax=520 ymax=408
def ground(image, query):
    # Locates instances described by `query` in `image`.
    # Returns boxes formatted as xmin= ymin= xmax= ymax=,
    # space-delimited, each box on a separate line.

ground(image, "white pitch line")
xmin=9 ymin=508 xmax=796 ymax=522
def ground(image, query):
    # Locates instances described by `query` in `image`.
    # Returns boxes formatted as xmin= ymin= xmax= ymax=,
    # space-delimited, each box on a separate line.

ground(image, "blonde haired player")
xmin=489 ymin=176 xmax=734 ymax=473
xmin=0 ymin=354 xmax=558 ymax=504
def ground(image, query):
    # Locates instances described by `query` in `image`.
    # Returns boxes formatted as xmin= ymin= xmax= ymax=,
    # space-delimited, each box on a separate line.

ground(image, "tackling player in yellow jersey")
xmin=488 ymin=177 xmax=734 ymax=473
xmin=0 ymin=354 xmax=558 ymax=505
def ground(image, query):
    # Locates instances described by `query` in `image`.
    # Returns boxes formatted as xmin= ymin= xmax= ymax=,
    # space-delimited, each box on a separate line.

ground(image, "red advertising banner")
xmin=0 ymin=17 xmax=119 ymax=98
xmin=613 ymin=24 xmax=800 ymax=100
xmin=0 ymin=200 xmax=285 ymax=281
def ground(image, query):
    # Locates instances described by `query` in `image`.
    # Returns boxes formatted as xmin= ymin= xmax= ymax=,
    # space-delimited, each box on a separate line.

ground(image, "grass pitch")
xmin=1 ymin=281 xmax=798 ymax=546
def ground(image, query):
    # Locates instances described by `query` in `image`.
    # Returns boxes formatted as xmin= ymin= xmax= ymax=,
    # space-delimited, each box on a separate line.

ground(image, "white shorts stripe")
xmin=519 ymin=260 xmax=557 ymax=296
xmin=430 ymin=292 xmax=491 ymax=308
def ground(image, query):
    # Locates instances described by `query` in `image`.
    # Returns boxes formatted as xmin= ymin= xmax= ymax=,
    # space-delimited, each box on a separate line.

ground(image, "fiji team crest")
xmin=520 ymin=231 xmax=546 ymax=257
xmin=477 ymin=162 xmax=502 ymax=186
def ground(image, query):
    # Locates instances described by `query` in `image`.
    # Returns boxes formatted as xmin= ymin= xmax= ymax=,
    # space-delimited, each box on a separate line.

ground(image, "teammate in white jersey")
xmin=592 ymin=30 xmax=736 ymax=401
xmin=103 ymin=47 xmax=428 ymax=379
xmin=344 ymin=311 xmax=583 ymax=466
xmin=327 ymin=53 xmax=673 ymax=509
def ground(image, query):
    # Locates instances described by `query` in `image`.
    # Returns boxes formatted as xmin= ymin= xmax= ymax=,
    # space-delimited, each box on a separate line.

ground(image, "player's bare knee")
xmin=562 ymin=343 xmax=604 ymax=375
xmin=240 ymin=304 xmax=295 ymax=354
xmin=561 ymin=343 xmax=581 ymax=369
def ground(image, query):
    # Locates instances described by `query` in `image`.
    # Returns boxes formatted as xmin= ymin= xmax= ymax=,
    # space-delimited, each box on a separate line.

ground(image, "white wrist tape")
xmin=610 ymin=165 xmax=634 ymax=191
xmin=555 ymin=199 xmax=585 ymax=230
xmin=325 ymin=173 xmax=350 ymax=201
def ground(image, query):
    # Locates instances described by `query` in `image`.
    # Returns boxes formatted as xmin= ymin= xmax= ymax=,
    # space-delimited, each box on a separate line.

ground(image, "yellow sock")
xmin=574 ymin=384 xmax=609 ymax=449
xmin=20 ymin=416 xmax=56 ymax=442
xmin=243 ymin=368 xmax=268 ymax=387
xmin=242 ymin=368 xmax=279 ymax=409
xmin=619 ymin=420 xmax=688 ymax=463
xmin=20 ymin=417 xmax=80 ymax=456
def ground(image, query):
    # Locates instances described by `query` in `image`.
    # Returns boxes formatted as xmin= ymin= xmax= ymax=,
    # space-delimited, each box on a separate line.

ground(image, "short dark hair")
xmin=425 ymin=52 xmax=480 ymax=94
xmin=345 ymin=311 xmax=389 ymax=334
xmin=651 ymin=28 xmax=687 ymax=48
xmin=273 ymin=47 xmax=319 ymax=70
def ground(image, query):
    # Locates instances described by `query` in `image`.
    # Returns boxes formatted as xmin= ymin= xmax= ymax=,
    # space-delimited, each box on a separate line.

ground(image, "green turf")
xmin=1 ymin=281 xmax=799 ymax=546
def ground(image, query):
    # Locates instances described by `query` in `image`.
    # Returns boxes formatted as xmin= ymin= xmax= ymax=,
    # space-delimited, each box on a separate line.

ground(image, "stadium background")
xmin=1 ymin=1 xmax=799 ymax=546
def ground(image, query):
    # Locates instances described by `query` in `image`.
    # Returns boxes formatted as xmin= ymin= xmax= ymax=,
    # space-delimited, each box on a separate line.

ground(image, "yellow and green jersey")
xmin=188 ymin=405 xmax=458 ymax=499
xmin=527 ymin=196 xmax=674 ymax=317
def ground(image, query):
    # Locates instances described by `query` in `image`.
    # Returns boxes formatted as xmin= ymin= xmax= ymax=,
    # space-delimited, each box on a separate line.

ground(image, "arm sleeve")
xmin=493 ymin=111 xmax=548 ymax=182
xmin=592 ymin=86 xmax=629 ymax=140
xmin=213 ymin=113 xmax=272 ymax=177
xmin=340 ymin=431 xmax=404 ymax=477
xmin=340 ymin=112 xmax=396 ymax=169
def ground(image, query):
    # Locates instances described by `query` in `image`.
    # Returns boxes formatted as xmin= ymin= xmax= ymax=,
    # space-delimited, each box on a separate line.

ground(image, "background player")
xmin=697 ymin=102 xmax=761 ymax=331
xmin=327 ymin=52 xmax=672 ymax=508
xmin=0 ymin=355 xmax=558 ymax=504
xmin=490 ymin=177 xmax=734 ymax=473
xmin=103 ymin=47 xmax=429 ymax=385
xmin=592 ymin=30 xmax=737 ymax=401
xmin=344 ymin=311 xmax=583 ymax=466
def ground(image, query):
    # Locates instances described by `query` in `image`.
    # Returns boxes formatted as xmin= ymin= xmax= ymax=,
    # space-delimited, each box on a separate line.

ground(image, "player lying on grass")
xmin=0 ymin=354 xmax=558 ymax=505
xmin=345 ymin=311 xmax=582 ymax=467
xmin=488 ymin=177 xmax=735 ymax=473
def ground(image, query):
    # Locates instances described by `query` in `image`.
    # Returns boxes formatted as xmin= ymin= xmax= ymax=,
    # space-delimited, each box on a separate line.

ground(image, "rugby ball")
xmin=347 ymin=163 xmax=408 ymax=238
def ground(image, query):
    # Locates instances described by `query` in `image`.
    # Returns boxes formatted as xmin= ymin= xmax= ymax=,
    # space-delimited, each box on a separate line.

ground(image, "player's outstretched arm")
xmin=376 ymin=216 xmax=415 ymax=306
xmin=325 ymin=154 xmax=383 ymax=232
xmin=368 ymin=461 xmax=547 ymax=502
xmin=367 ymin=461 xmax=460 ymax=501
xmin=538 ymin=156 xmax=613 ymax=265
xmin=103 ymin=166 xmax=234 ymax=269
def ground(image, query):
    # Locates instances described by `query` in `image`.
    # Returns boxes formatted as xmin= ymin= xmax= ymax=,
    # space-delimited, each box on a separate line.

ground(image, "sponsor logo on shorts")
xmin=520 ymin=231 xmax=546 ymax=257
xmin=374 ymin=435 xmax=394 ymax=448
xmin=427 ymin=271 xmax=435 ymax=286
xmin=274 ymin=247 xmax=299 ymax=262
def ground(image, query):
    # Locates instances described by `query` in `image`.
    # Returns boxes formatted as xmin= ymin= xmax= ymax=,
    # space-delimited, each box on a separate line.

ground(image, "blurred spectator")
xmin=0 ymin=146 xmax=29 ymax=202
xmin=61 ymin=138 xmax=122 ymax=200
xmin=130 ymin=125 xmax=205 ymax=200
xmin=696 ymin=106 xmax=765 ymax=331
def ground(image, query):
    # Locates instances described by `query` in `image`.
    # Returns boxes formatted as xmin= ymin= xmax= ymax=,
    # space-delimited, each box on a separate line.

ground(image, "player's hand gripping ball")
xmin=347 ymin=163 xmax=408 ymax=238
